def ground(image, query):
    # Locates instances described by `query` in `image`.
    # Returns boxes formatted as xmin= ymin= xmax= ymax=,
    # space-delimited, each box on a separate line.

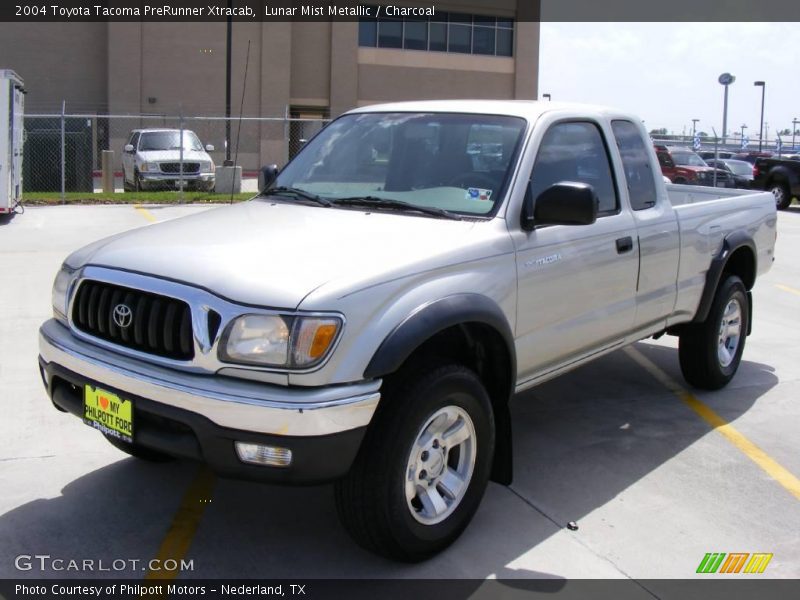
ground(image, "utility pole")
xmin=224 ymin=0 xmax=233 ymax=166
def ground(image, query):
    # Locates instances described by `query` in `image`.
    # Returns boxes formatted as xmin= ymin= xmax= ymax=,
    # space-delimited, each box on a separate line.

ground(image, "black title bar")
xmin=2 ymin=0 xmax=800 ymax=22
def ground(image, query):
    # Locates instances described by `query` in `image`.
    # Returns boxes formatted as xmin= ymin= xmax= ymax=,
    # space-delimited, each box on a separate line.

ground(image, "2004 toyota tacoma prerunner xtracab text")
xmin=39 ymin=101 xmax=777 ymax=561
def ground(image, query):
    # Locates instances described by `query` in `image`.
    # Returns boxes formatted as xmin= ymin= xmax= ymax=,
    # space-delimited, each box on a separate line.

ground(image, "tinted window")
xmin=473 ymin=26 xmax=496 ymax=55
xmin=496 ymin=28 xmax=513 ymax=56
xmin=429 ymin=22 xmax=447 ymax=51
xmin=358 ymin=18 xmax=377 ymax=47
xmin=403 ymin=19 xmax=427 ymax=50
xmin=529 ymin=122 xmax=618 ymax=215
xmin=448 ymin=23 xmax=471 ymax=53
xmin=378 ymin=19 xmax=402 ymax=48
xmin=611 ymin=120 xmax=658 ymax=211
xmin=129 ymin=132 xmax=140 ymax=149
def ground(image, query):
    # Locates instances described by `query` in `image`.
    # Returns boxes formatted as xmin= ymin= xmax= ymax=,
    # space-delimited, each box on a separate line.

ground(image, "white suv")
xmin=122 ymin=129 xmax=215 ymax=192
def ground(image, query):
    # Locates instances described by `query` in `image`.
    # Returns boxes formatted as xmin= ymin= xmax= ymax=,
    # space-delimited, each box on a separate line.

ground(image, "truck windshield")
xmin=671 ymin=151 xmax=707 ymax=167
xmin=139 ymin=131 xmax=204 ymax=152
xmin=272 ymin=112 xmax=527 ymax=216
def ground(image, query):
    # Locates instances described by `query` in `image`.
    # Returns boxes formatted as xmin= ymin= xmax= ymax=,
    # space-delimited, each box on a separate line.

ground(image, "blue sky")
xmin=539 ymin=22 xmax=800 ymax=140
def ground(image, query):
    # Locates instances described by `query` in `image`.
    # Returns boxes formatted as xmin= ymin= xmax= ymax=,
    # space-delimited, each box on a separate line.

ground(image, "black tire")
xmin=769 ymin=181 xmax=792 ymax=210
xmin=679 ymin=275 xmax=748 ymax=390
xmin=104 ymin=434 xmax=174 ymax=462
xmin=335 ymin=364 xmax=495 ymax=562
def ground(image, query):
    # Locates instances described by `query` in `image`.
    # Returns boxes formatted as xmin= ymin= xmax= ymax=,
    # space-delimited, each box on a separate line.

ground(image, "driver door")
xmin=511 ymin=120 xmax=640 ymax=385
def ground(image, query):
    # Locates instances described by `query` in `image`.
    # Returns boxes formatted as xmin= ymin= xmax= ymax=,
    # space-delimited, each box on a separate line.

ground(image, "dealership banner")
xmin=2 ymin=0 xmax=800 ymax=22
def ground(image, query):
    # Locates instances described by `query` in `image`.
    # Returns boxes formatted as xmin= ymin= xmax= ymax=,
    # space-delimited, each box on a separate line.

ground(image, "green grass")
xmin=22 ymin=191 xmax=254 ymax=205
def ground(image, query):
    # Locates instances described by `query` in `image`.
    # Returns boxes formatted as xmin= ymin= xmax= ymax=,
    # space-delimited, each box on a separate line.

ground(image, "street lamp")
xmin=793 ymin=118 xmax=799 ymax=151
xmin=542 ymin=93 xmax=551 ymax=101
xmin=692 ymin=119 xmax=700 ymax=136
xmin=740 ymin=124 xmax=747 ymax=143
xmin=718 ymin=72 xmax=735 ymax=143
xmin=754 ymin=81 xmax=766 ymax=152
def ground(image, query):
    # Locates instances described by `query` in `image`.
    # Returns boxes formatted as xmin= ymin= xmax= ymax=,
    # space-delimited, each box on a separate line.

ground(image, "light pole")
xmin=692 ymin=119 xmax=700 ymax=136
xmin=542 ymin=93 xmax=551 ymax=101
xmin=718 ymin=73 xmax=735 ymax=144
xmin=740 ymin=124 xmax=747 ymax=144
xmin=754 ymin=80 xmax=766 ymax=152
xmin=793 ymin=118 xmax=799 ymax=151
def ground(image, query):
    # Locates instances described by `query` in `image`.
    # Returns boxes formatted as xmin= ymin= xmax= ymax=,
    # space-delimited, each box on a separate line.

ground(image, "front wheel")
xmin=335 ymin=364 xmax=495 ymax=562
xmin=679 ymin=275 xmax=748 ymax=390
xmin=770 ymin=182 xmax=792 ymax=210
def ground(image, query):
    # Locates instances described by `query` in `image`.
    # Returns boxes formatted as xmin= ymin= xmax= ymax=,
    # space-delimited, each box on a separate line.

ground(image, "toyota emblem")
xmin=112 ymin=304 xmax=133 ymax=328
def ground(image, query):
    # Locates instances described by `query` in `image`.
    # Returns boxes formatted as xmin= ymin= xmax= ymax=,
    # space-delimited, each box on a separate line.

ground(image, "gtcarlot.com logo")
xmin=14 ymin=554 xmax=194 ymax=573
xmin=696 ymin=552 xmax=773 ymax=574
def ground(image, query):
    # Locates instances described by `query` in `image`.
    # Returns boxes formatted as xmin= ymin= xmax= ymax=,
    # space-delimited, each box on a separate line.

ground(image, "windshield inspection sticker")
xmin=466 ymin=187 xmax=493 ymax=201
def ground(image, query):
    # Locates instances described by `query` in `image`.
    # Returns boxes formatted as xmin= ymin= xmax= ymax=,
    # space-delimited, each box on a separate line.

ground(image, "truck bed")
xmin=665 ymin=184 xmax=776 ymax=325
xmin=665 ymin=183 xmax=768 ymax=207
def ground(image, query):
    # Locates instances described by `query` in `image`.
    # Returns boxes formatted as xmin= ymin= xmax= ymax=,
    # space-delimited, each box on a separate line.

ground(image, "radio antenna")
xmin=230 ymin=39 xmax=251 ymax=204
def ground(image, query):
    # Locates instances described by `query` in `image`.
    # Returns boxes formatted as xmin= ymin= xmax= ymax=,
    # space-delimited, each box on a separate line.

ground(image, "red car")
xmin=655 ymin=145 xmax=733 ymax=187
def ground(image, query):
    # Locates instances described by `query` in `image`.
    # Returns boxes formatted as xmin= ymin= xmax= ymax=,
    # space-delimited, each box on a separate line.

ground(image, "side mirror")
xmin=124 ymin=144 xmax=134 ymax=153
xmin=259 ymin=164 xmax=279 ymax=193
xmin=205 ymin=144 xmax=215 ymax=152
xmin=521 ymin=181 xmax=598 ymax=230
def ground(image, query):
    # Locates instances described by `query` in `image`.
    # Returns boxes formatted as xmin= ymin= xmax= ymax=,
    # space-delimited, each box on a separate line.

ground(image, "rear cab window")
xmin=611 ymin=120 xmax=659 ymax=211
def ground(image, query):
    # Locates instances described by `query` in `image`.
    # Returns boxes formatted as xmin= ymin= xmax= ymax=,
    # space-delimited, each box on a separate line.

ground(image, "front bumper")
xmin=139 ymin=172 xmax=215 ymax=189
xmin=39 ymin=320 xmax=380 ymax=483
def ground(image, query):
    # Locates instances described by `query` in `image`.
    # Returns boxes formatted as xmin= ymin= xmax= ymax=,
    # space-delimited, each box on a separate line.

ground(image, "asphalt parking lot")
xmin=1 ymin=203 xmax=799 ymax=583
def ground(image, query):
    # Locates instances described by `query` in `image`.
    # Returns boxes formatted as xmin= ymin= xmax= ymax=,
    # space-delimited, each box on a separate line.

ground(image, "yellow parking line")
xmin=625 ymin=346 xmax=800 ymax=502
xmin=143 ymin=466 xmax=216 ymax=581
xmin=776 ymin=283 xmax=800 ymax=297
xmin=133 ymin=204 xmax=158 ymax=223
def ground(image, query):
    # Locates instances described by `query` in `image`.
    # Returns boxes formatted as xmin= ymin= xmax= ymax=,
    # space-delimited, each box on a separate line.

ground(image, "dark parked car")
xmin=704 ymin=158 xmax=754 ymax=189
xmin=733 ymin=151 xmax=773 ymax=165
xmin=752 ymin=156 xmax=800 ymax=209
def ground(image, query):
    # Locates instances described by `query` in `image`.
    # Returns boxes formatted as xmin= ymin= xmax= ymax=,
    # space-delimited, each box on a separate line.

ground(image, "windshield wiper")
xmin=261 ymin=186 xmax=332 ymax=207
xmin=331 ymin=196 xmax=462 ymax=220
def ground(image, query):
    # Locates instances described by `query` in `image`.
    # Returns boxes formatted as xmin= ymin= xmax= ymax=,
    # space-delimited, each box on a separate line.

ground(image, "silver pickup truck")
xmin=39 ymin=101 xmax=777 ymax=561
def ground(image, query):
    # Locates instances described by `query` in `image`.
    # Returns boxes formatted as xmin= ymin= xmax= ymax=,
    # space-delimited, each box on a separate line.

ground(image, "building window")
xmin=359 ymin=7 xmax=514 ymax=57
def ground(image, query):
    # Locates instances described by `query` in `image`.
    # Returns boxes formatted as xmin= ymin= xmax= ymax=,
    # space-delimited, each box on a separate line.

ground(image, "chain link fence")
xmin=21 ymin=111 xmax=331 ymax=197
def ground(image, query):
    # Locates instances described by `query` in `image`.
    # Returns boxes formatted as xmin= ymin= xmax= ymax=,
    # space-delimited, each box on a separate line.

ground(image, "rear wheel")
xmin=770 ymin=182 xmax=792 ymax=210
xmin=335 ymin=364 xmax=494 ymax=561
xmin=679 ymin=275 xmax=748 ymax=390
xmin=104 ymin=434 xmax=174 ymax=462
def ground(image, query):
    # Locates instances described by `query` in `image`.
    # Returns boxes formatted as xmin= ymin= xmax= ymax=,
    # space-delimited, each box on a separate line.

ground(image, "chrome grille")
xmin=72 ymin=280 xmax=194 ymax=360
xmin=160 ymin=162 xmax=200 ymax=173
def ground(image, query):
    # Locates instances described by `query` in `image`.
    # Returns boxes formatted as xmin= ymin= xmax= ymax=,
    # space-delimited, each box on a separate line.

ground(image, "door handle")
xmin=616 ymin=236 xmax=634 ymax=253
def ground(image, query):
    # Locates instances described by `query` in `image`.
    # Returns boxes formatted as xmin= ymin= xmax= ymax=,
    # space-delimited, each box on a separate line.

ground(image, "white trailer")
xmin=0 ymin=70 xmax=25 ymax=214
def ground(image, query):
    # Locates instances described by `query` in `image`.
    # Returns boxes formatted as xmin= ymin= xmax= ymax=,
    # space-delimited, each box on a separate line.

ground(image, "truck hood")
xmin=67 ymin=201 xmax=485 ymax=309
xmin=138 ymin=150 xmax=210 ymax=162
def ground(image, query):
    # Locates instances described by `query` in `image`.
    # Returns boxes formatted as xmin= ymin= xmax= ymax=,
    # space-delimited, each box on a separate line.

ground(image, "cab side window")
xmin=529 ymin=121 xmax=618 ymax=216
xmin=611 ymin=120 xmax=659 ymax=211
xmin=128 ymin=132 xmax=140 ymax=152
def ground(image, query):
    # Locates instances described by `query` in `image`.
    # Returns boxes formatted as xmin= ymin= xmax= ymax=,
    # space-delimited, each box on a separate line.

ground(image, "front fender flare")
xmin=363 ymin=293 xmax=515 ymax=382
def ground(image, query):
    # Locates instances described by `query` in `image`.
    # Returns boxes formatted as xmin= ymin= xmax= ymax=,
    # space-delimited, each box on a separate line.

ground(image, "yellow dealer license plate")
xmin=84 ymin=385 xmax=134 ymax=443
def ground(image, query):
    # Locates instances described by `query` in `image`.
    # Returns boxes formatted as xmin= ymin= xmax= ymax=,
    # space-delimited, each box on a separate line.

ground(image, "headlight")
xmin=140 ymin=162 xmax=160 ymax=172
xmin=220 ymin=314 xmax=341 ymax=368
xmin=52 ymin=265 xmax=75 ymax=325
xmin=200 ymin=161 xmax=214 ymax=173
